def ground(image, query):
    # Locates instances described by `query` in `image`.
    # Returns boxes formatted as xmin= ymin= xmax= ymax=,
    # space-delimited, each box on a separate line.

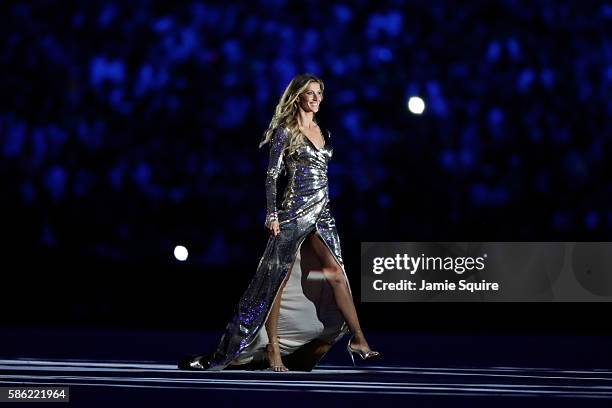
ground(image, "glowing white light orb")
xmin=407 ymin=96 xmax=425 ymax=114
xmin=174 ymin=245 xmax=188 ymax=261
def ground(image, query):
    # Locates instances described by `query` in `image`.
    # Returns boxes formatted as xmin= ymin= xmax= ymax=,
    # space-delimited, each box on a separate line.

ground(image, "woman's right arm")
xmin=264 ymin=127 xmax=289 ymax=232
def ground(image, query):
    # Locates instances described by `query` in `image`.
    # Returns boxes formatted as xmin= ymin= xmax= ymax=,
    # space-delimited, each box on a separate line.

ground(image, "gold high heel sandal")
xmin=346 ymin=330 xmax=382 ymax=367
xmin=266 ymin=336 xmax=289 ymax=372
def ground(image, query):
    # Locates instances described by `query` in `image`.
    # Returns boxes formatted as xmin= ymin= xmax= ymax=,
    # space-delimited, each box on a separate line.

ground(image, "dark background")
xmin=1 ymin=0 xmax=611 ymax=335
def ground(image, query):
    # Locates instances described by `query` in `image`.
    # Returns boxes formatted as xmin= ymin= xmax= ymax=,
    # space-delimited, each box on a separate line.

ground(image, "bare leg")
xmin=264 ymin=264 xmax=291 ymax=371
xmin=306 ymin=232 xmax=374 ymax=352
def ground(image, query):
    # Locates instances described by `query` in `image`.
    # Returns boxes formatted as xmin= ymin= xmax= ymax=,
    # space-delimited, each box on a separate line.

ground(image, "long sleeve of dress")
xmin=264 ymin=127 xmax=289 ymax=227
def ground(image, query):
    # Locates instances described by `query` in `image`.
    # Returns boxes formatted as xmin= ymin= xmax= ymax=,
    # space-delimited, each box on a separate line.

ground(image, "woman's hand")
xmin=266 ymin=220 xmax=280 ymax=236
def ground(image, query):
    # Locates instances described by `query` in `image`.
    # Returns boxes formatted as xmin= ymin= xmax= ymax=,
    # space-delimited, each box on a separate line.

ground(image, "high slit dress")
xmin=197 ymin=125 xmax=351 ymax=371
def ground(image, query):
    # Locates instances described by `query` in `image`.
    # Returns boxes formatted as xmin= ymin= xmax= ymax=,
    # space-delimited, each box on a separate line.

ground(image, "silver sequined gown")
xmin=199 ymin=125 xmax=351 ymax=371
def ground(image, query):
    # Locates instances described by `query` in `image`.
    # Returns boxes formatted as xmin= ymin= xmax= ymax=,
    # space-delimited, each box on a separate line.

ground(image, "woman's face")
xmin=298 ymin=81 xmax=323 ymax=113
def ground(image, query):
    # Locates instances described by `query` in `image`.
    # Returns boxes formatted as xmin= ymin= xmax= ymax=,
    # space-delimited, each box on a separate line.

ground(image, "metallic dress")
xmin=196 ymin=125 xmax=352 ymax=371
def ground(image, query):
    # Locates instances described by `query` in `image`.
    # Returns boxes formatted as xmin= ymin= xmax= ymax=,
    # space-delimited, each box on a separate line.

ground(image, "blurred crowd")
xmin=1 ymin=0 xmax=610 ymax=265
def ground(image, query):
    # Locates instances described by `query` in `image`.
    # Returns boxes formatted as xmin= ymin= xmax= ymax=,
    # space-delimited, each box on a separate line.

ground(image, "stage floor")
xmin=1 ymin=327 xmax=611 ymax=406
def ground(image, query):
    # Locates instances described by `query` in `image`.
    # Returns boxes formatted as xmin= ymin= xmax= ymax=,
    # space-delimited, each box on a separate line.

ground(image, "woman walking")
xmin=180 ymin=73 xmax=381 ymax=372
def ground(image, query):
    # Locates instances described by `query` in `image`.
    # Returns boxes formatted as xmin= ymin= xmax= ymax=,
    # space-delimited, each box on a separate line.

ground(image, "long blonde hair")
xmin=259 ymin=73 xmax=325 ymax=157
